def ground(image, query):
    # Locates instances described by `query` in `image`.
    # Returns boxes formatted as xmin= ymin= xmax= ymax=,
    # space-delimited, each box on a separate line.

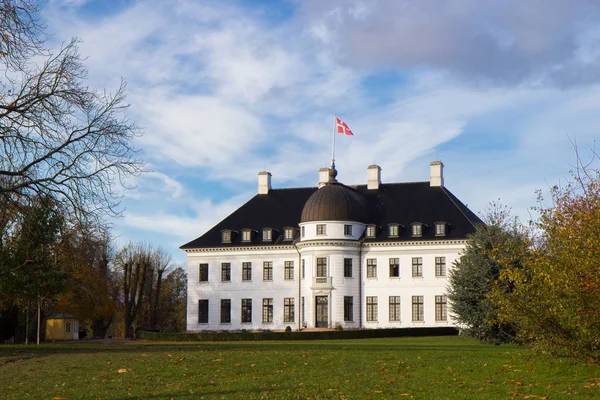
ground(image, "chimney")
xmin=318 ymin=168 xmax=329 ymax=188
xmin=367 ymin=165 xmax=381 ymax=190
xmin=257 ymin=171 xmax=271 ymax=194
xmin=430 ymin=161 xmax=444 ymax=187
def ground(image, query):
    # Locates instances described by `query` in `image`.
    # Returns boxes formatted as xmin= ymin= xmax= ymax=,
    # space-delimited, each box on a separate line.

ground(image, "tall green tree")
xmin=448 ymin=203 xmax=528 ymax=343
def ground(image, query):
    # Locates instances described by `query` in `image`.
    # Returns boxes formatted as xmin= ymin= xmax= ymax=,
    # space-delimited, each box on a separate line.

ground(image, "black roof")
xmin=180 ymin=182 xmax=482 ymax=249
xmin=301 ymin=182 xmax=368 ymax=223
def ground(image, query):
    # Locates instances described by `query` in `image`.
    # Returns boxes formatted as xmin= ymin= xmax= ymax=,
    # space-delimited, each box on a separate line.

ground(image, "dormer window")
xmin=411 ymin=223 xmax=423 ymax=237
xmin=344 ymin=224 xmax=353 ymax=236
xmin=301 ymin=226 xmax=305 ymax=237
xmin=263 ymin=228 xmax=273 ymax=242
xmin=241 ymin=229 xmax=252 ymax=242
xmin=221 ymin=230 xmax=232 ymax=243
xmin=283 ymin=227 xmax=295 ymax=241
xmin=366 ymin=225 xmax=376 ymax=238
xmin=388 ymin=224 xmax=399 ymax=237
xmin=435 ymin=222 xmax=446 ymax=237
xmin=316 ymin=224 xmax=326 ymax=235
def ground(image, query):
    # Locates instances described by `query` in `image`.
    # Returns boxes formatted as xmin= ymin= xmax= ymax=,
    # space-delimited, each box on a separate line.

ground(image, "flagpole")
xmin=331 ymin=114 xmax=336 ymax=169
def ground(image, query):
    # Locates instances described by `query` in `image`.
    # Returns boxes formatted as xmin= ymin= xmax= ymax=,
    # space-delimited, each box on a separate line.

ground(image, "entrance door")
xmin=315 ymin=296 xmax=328 ymax=328
xmin=73 ymin=321 xmax=79 ymax=340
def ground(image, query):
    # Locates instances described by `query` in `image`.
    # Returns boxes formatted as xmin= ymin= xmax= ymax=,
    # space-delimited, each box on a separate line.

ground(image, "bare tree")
xmin=151 ymin=248 xmax=172 ymax=328
xmin=0 ymin=1 xmax=144 ymax=223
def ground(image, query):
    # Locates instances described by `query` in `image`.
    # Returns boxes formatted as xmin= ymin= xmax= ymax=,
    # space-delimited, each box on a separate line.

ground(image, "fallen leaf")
xmin=117 ymin=369 xmax=127 ymax=374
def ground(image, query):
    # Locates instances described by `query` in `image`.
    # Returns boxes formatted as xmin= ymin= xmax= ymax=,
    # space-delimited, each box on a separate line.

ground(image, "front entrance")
xmin=315 ymin=296 xmax=328 ymax=328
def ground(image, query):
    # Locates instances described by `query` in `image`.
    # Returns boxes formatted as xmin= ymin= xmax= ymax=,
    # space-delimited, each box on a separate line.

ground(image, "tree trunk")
xmin=25 ymin=302 xmax=29 ymax=345
xmin=152 ymin=270 xmax=164 ymax=329
xmin=36 ymin=297 xmax=41 ymax=345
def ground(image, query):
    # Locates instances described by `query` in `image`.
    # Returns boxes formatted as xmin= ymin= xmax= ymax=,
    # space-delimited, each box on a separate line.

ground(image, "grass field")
xmin=1 ymin=336 xmax=599 ymax=399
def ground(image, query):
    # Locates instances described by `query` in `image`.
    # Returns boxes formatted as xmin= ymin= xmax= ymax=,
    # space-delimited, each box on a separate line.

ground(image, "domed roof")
xmin=301 ymin=181 xmax=368 ymax=223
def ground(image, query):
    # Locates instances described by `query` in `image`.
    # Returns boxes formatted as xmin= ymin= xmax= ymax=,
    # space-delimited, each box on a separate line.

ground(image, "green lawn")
xmin=1 ymin=336 xmax=599 ymax=399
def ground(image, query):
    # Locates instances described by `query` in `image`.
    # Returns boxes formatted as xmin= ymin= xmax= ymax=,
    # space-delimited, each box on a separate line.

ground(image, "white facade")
xmin=183 ymin=162 xmax=475 ymax=332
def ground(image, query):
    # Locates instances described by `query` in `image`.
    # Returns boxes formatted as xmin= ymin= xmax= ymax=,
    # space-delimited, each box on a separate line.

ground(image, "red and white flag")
xmin=336 ymin=117 xmax=354 ymax=136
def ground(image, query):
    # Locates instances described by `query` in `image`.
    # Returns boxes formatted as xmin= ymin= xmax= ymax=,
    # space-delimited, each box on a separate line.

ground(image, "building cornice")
xmin=183 ymin=239 xmax=468 ymax=253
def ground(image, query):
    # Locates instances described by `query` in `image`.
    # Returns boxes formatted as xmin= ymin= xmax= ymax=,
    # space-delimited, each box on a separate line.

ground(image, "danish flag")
xmin=336 ymin=117 xmax=354 ymax=136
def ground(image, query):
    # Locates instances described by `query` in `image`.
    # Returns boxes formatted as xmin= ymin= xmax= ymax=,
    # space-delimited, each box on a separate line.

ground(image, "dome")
xmin=301 ymin=182 xmax=368 ymax=223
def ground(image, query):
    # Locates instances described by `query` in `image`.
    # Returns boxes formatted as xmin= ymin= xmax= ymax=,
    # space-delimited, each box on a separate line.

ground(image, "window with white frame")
xmin=412 ymin=257 xmax=423 ymax=277
xmin=412 ymin=296 xmax=424 ymax=321
xmin=262 ymin=298 xmax=273 ymax=323
xmin=366 ymin=296 xmax=378 ymax=321
xmin=344 ymin=296 xmax=353 ymax=321
xmin=221 ymin=230 xmax=231 ymax=243
xmin=389 ymin=296 xmax=401 ymax=321
xmin=435 ymin=222 xmax=446 ymax=236
xmin=344 ymin=258 xmax=352 ymax=278
xmin=242 ymin=229 xmax=252 ymax=242
xmin=263 ymin=261 xmax=273 ymax=281
xmin=65 ymin=322 xmax=71 ymax=333
xmin=220 ymin=299 xmax=231 ymax=323
xmin=389 ymin=258 xmax=399 ymax=277
xmin=198 ymin=299 xmax=209 ymax=323
xmin=284 ymin=228 xmax=294 ymax=241
xmin=366 ymin=225 xmax=376 ymax=238
xmin=367 ymin=258 xmax=377 ymax=278
xmin=388 ymin=224 xmax=399 ymax=237
xmin=316 ymin=224 xmax=326 ymax=235
xmin=301 ymin=259 xmax=305 ymax=279
xmin=199 ymin=264 xmax=209 ymax=282
xmin=241 ymin=299 xmax=252 ymax=323
xmin=284 ymin=261 xmax=294 ymax=280
xmin=221 ymin=263 xmax=231 ymax=282
xmin=316 ymin=257 xmax=327 ymax=277
xmin=344 ymin=224 xmax=353 ymax=236
xmin=435 ymin=295 xmax=448 ymax=321
xmin=242 ymin=262 xmax=252 ymax=281
xmin=301 ymin=226 xmax=305 ymax=237
xmin=263 ymin=228 xmax=272 ymax=241
xmin=412 ymin=223 xmax=423 ymax=237
xmin=284 ymin=298 xmax=295 ymax=322
xmin=435 ymin=257 xmax=446 ymax=277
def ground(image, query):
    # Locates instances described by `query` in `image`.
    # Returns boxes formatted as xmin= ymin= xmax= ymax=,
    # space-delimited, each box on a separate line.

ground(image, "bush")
xmin=284 ymin=326 xmax=292 ymax=333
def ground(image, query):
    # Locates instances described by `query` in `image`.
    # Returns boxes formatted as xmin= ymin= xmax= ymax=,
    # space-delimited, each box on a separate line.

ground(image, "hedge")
xmin=136 ymin=327 xmax=458 ymax=341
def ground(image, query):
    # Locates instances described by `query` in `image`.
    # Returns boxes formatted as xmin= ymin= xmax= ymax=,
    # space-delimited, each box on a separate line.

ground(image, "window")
xmin=242 ymin=262 xmax=252 ymax=281
xmin=221 ymin=263 xmax=231 ymax=282
xmin=412 ymin=296 xmax=424 ymax=321
xmin=412 ymin=257 xmax=423 ymax=277
xmin=367 ymin=258 xmax=377 ymax=278
xmin=389 ymin=258 xmax=399 ymax=277
xmin=241 ymin=299 xmax=252 ymax=323
xmin=284 ymin=298 xmax=295 ymax=322
xmin=221 ymin=230 xmax=231 ymax=243
xmin=316 ymin=224 xmax=326 ymax=235
xmin=344 ymin=224 xmax=353 ymax=236
xmin=388 ymin=224 xmax=399 ymax=237
xmin=389 ymin=296 xmax=401 ymax=321
xmin=65 ymin=322 xmax=71 ymax=333
xmin=366 ymin=296 xmax=378 ymax=321
xmin=198 ymin=299 xmax=209 ymax=323
xmin=284 ymin=261 xmax=294 ymax=280
xmin=301 ymin=226 xmax=305 ymax=237
xmin=263 ymin=228 xmax=272 ymax=241
xmin=366 ymin=225 xmax=376 ymax=238
xmin=435 ymin=257 xmax=446 ymax=277
xmin=301 ymin=297 xmax=305 ymax=324
xmin=242 ymin=229 xmax=252 ymax=242
xmin=344 ymin=258 xmax=353 ymax=278
xmin=344 ymin=296 xmax=353 ymax=321
xmin=263 ymin=261 xmax=273 ymax=281
xmin=301 ymin=259 xmax=305 ymax=279
xmin=435 ymin=222 xmax=446 ymax=237
xmin=316 ymin=257 xmax=327 ymax=277
xmin=199 ymin=264 xmax=209 ymax=282
xmin=262 ymin=298 xmax=273 ymax=323
xmin=435 ymin=295 xmax=447 ymax=321
xmin=412 ymin=223 xmax=422 ymax=237
xmin=220 ymin=299 xmax=231 ymax=323
xmin=284 ymin=228 xmax=294 ymax=241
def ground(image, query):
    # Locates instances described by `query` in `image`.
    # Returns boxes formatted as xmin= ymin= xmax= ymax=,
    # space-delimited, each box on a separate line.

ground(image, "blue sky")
xmin=41 ymin=0 xmax=600 ymax=264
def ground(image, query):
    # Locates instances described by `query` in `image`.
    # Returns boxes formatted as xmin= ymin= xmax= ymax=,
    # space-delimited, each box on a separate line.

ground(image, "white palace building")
xmin=181 ymin=161 xmax=481 ymax=331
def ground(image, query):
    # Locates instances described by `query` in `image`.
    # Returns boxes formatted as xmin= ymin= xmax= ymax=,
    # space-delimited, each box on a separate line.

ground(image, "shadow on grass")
xmin=0 ymin=336 xmax=517 ymax=363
